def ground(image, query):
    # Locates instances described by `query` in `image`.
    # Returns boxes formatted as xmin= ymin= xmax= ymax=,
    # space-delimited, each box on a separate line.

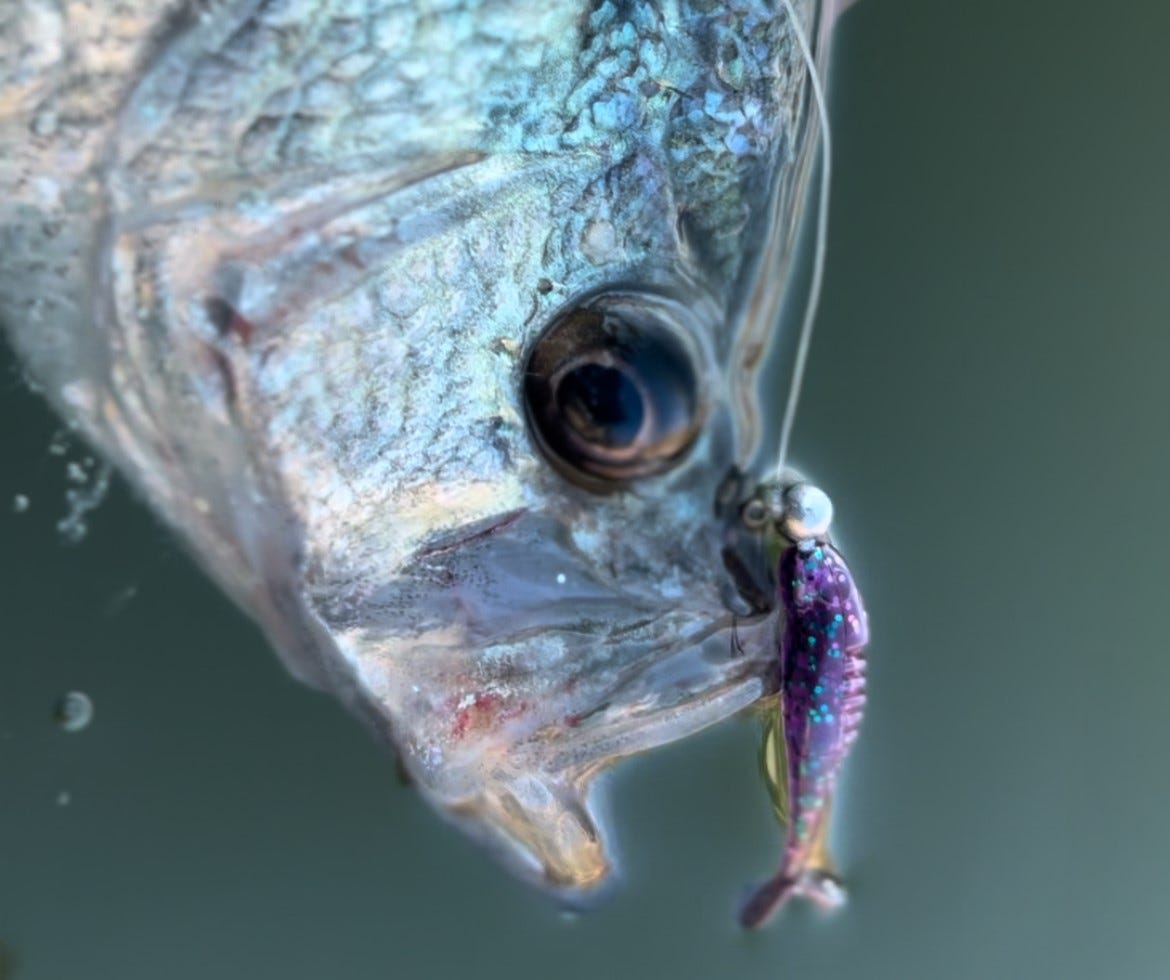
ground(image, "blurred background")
xmin=3 ymin=1 xmax=1169 ymax=977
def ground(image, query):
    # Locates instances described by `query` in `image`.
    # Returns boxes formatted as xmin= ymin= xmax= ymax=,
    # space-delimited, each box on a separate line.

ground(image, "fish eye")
xmin=524 ymin=296 xmax=705 ymax=489
xmin=740 ymin=498 xmax=770 ymax=530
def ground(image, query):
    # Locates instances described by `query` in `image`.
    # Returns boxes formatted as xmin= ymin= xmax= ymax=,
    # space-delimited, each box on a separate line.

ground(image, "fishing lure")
xmin=735 ymin=0 xmax=870 ymax=927
xmin=739 ymin=482 xmax=869 ymax=927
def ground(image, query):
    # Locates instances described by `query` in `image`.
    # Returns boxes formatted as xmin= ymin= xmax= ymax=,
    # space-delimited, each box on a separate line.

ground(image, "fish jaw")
xmin=350 ymin=620 xmax=774 ymax=899
xmin=297 ymin=498 xmax=777 ymax=897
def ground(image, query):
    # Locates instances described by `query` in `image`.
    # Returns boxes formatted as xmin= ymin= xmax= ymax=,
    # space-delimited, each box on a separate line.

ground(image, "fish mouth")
xmin=305 ymin=506 xmax=776 ymax=899
xmin=338 ymin=612 xmax=775 ymax=902
xmin=449 ymin=622 xmax=774 ymax=902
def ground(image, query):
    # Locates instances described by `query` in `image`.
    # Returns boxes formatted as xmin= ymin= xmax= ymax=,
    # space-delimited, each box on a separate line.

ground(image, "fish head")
xmin=0 ymin=0 xmax=836 ymax=898
xmin=216 ymin=146 xmax=790 ymax=899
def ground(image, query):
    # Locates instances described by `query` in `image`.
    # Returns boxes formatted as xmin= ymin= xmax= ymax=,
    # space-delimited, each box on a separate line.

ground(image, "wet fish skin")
xmin=1 ymin=0 xmax=843 ymax=899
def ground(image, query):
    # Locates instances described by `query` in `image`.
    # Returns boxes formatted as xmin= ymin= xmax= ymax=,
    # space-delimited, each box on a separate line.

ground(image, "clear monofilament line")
xmin=772 ymin=0 xmax=833 ymax=483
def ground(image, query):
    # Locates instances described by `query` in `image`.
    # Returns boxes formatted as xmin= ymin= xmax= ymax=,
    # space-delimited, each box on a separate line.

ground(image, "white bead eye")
xmin=781 ymin=482 xmax=833 ymax=541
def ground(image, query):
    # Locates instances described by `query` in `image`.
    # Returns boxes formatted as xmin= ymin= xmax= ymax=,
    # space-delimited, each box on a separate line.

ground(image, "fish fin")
xmin=739 ymin=868 xmax=848 ymax=929
xmin=759 ymin=707 xmax=790 ymax=826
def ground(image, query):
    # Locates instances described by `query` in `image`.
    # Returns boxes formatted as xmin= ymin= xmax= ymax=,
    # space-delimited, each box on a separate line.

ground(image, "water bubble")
xmin=57 ymin=462 xmax=111 ymax=545
xmin=54 ymin=691 xmax=94 ymax=733
xmin=56 ymin=790 xmax=72 ymax=807
xmin=12 ymin=495 xmax=29 ymax=514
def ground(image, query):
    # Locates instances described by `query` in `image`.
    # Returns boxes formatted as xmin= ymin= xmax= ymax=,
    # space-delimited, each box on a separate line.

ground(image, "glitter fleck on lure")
xmin=739 ymin=481 xmax=869 ymax=928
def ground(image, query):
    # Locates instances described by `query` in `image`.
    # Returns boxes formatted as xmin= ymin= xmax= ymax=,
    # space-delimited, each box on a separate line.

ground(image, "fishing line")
xmin=772 ymin=0 xmax=833 ymax=482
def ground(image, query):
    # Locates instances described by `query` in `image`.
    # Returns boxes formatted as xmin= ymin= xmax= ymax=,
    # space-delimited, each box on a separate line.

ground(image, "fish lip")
xmin=520 ymin=620 xmax=775 ymax=896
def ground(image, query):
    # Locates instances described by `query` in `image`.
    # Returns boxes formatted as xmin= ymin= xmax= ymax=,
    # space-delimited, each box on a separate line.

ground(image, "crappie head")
xmin=0 ymin=0 xmax=841 ymax=898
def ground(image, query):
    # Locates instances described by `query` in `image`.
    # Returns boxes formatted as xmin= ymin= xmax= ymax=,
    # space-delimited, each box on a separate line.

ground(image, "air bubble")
xmin=54 ymin=691 xmax=94 ymax=733
xmin=57 ymin=462 xmax=111 ymax=545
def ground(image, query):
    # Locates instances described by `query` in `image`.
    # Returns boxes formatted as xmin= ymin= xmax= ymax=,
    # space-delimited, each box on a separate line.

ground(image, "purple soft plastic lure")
xmin=741 ymin=504 xmax=869 ymax=929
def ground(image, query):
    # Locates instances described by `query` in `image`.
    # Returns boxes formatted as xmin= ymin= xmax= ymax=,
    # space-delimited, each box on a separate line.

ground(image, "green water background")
xmin=3 ymin=1 xmax=1170 ymax=976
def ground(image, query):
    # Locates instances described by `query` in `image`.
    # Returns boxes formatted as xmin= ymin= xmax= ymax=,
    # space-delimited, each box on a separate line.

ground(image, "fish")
xmin=739 ymin=480 xmax=869 ymax=927
xmin=0 ymin=0 xmax=858 ymax=905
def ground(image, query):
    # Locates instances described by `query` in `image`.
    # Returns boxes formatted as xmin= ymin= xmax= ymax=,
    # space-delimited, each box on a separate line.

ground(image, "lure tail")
xmin=741 ymin=773 xmax=847 ymax=929
xmin=740 ymin=868 xmax=846 ymax=929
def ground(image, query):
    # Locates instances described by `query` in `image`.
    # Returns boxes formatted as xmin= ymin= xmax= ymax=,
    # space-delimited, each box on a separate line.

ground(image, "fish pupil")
xmin=557 ymin=362 xmax=644 ymax=448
